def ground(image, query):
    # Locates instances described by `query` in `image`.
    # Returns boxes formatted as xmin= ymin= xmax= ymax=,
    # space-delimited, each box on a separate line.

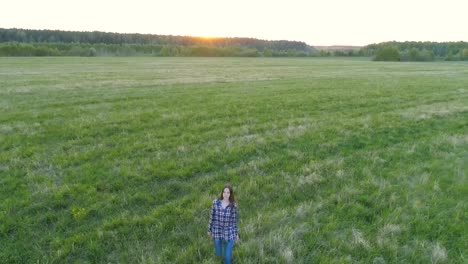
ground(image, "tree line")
xmin=362 ymin=41 xmax=468 ymax=61
xmin=1 ymin=28 xmax=467 ymax=60
xmin=0 ymin=28 xmax=318 ymax=57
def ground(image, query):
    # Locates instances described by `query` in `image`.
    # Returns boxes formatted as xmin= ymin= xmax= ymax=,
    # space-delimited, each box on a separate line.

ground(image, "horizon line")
xmin=2 ymin=27 xmax=467 ymax=47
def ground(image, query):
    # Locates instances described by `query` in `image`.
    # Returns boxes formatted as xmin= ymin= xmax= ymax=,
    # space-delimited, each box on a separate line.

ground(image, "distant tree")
xmin=345 ymin=50 xmax=356 ymax=56
xmin=178 ymin=46 xmax=191 ymax=56
xmin=409 ymin=48 xmax=420 ymax=61
xmin=15 ymin=30 xmax=27 ymax=42
xmin=287 ymin=49 xmax=297 ymax=57
xmin=263 ymin=48 xmax=273 ymax=57
xmin=69 ymin=46 xmax=87 ymax=56
xmin=160 ymin=45 xmax=179 ymax=56
xmin=445 ymin=52 xmax=454 ymax=61
xmin=296 ymin=51 xmax=308 ymax=57
xmin=319 ymin=50 xmax=330 ymax=57
xmin=420 ymin=49 xmax=434 ymax=61
xmin=333 ymin=50 xmax=345 ymax=56
xmin=461 ymin=48 xmax=468 ymax=60
xmin=88 ymin=47 xmax=97 ymax=57
xmin=373 ymin=46 xmax=400 ymax=61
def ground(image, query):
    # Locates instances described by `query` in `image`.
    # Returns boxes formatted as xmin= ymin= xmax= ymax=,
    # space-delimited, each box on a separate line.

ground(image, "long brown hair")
xmin=219 ymin=184 xmax=236 ymax=205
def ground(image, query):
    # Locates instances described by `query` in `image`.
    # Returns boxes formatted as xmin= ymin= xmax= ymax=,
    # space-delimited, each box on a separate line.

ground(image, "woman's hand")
xmin=207 ymin=232 xmax=212 ymax=237
xmin=236 ymin=234 xmax=240 ymax=241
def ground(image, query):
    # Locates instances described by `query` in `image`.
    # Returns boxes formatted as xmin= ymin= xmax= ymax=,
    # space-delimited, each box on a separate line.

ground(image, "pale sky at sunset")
xmin=2 ymin=0 xmax=467 ymax=46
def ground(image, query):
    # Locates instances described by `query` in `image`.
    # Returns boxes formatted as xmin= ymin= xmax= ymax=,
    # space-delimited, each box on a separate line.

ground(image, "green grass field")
xmin=1 ymin=57 xmax=467 ymax=263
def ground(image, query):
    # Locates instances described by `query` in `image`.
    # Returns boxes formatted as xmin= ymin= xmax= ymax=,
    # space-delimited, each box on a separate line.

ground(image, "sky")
xmin=2 ymin=0 xmax=467 ymax=46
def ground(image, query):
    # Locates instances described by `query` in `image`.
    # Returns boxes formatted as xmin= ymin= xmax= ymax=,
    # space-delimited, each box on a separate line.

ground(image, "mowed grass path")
xmin=1 ymin=57 xmax=467 ymax=263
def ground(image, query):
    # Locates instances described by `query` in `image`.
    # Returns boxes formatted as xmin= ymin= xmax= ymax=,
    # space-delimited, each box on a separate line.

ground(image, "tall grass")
xmin=1 ymin=57 xmax=467 ymax=263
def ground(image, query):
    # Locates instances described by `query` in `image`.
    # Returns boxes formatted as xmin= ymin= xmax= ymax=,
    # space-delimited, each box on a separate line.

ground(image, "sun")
xmin=198 ymin=35 xmax=221 ymax=40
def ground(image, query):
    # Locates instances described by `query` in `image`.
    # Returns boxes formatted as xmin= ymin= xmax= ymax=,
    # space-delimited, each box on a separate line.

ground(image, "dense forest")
xmin=1 ymin=28 xmax=467 ymax=60
xmin=0 ymin=28 xmax=316 ymax=57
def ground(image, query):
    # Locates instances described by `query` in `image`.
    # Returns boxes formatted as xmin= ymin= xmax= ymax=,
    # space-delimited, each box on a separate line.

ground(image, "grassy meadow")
xmin=0 ymin=57 xmax=467 ymax=263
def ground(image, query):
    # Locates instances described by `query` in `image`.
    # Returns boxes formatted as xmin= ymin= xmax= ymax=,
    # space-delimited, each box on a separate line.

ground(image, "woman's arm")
xmin=233 ymin=204 xmax=239 ymax=240
xmin=208 ymin=200 xmax=215 ymax=235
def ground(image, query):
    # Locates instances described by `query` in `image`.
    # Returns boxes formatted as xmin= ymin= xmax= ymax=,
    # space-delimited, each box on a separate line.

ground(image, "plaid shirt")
xmin=208 ymin=199 xmax=238 ymax=240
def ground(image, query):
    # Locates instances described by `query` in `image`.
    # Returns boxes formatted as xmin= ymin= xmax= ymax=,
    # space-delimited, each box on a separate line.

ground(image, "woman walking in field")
xmin=208 ymin=185 xmax=239 ymax=264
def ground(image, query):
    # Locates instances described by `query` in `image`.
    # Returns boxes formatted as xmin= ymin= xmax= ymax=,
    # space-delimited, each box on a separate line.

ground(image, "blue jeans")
xmin=214 ymin=239 xmax=234 ymax=264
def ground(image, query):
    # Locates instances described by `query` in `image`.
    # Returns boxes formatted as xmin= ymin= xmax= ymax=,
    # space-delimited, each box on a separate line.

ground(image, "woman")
xmin=208 ymin=185 xmax=239 ymax=264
